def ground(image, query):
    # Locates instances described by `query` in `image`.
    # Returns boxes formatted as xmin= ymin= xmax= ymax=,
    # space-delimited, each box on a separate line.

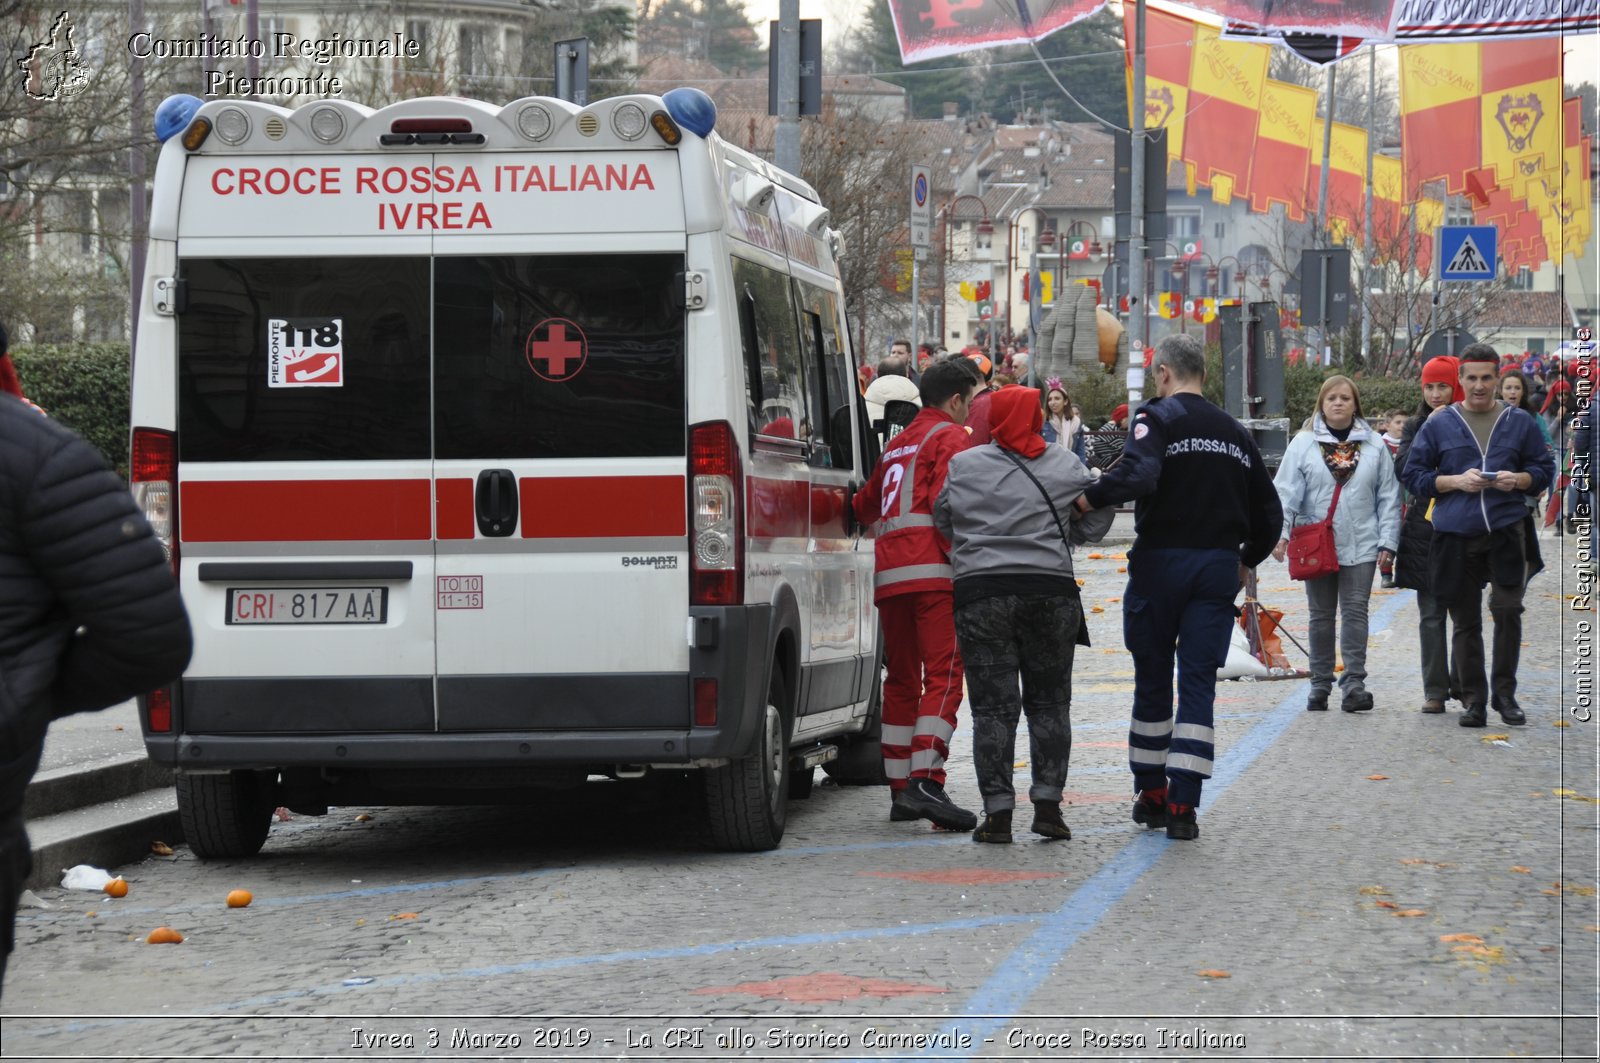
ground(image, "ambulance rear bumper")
xmin=142 ymin=605 xmax=775 ymax=770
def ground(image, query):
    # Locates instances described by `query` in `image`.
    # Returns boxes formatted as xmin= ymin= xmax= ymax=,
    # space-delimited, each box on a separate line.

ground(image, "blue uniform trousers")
xmin=1122 ymin=547 xmax=1239 ymax=808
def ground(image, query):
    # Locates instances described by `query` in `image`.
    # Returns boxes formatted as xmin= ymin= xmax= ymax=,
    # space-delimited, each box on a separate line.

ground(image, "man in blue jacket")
xmin=1403 ymin=344 xmax=1554 ymax=727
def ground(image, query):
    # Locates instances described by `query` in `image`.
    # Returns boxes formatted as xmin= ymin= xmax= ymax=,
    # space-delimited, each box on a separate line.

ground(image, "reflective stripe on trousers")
xmin=1121 ymin=547 xmax=1238 ymax=808
xmin=875 ymin=563 xmax=954 ymax=591
xmin=878 ymin=590 xmax=963 ymax=788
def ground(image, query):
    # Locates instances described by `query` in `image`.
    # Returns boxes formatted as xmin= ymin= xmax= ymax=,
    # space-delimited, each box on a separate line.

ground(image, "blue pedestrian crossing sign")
xmin=1436 ymin=225 xmax=1498 ymax=282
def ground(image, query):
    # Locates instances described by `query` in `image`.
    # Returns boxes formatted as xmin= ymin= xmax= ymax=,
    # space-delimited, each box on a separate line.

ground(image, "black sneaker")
xmin=1307 ymin=690 xmax=1330 ymax=711
xmin=1492 ymin=694 xmax=1526 ymax=725
xmin=896 ymin=778 xmax=978 ymax=832
xmin=973 ymin=809 xmax=1013 ymax=844
xmin=1132 ymin=791 xmax=1169 ymax=829
xmin=1166 ymin=804 xmax=1199 ymax=841
xmin=1341 ymin=688 xmax=1374 ymax=713
xmin=1030 ymin=800 xmax=1072 ymax=840
xmin=1459 ymin=703 xmax=1488 ymax=728
xmin=889 ymin=791 xmax=920 ymax=822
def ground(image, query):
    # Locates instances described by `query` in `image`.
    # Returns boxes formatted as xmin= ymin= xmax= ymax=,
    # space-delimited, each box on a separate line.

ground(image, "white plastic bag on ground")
xmin=1218 ymin=624 xmax=1268 ymax=680
xmin=60 ymin=864 xmax=113 ymax=891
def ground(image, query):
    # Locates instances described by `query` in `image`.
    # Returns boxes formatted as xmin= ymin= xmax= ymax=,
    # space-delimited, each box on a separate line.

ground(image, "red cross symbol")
xmin=524 ymin=318 xmax=588 ymax=382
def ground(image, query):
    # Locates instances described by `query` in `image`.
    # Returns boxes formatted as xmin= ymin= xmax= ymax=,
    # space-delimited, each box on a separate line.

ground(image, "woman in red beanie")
xmin=1084 ymin=403 xmax=1130 ymax=470
xmin=1393 ymin=356 xmax=1463 ymax=713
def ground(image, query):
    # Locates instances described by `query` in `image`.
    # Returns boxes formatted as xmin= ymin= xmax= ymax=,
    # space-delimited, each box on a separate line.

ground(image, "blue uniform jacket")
xmin=1401 ymin=403 xmax=1555 ymax=536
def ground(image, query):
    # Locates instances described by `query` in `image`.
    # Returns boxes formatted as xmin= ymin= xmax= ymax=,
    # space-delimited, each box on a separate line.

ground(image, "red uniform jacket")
xmin=852 ymin=407 xmax=970 ymax=603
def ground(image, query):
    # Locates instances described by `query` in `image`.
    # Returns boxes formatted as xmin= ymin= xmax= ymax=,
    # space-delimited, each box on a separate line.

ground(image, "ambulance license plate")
xmin=225 ymin=587 xmax=388 ymax=625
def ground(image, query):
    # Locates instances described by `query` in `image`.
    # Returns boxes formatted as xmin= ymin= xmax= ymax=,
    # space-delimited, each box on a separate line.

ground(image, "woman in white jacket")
xmin=1271 ymin=376 xmax=1402 ymax=713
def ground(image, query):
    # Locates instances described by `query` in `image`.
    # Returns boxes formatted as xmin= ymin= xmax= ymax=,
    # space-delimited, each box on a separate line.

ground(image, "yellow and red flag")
xmin=1124 ymin=4 xmax=1195 ymax=179
xmin=1479 ymin=37 xmax=1563 ymax=204
xmin=1250 ymin=78 xmax=1318 ymax=221
xmin=1158 ymin=292 xmax=1183 ymax=319
xmin=1183 ymin=23 xmax=1270 ymax=205
xmin=1311 ymin=119 xmax=1369 ymax=243
xmin=1399 ymin=43 xmax=1482 ymax=200
xmin=1370 ymin=154 xmax=1407 ymax=262
xmin=1411 ymin=197 xmax=1445 ymax=276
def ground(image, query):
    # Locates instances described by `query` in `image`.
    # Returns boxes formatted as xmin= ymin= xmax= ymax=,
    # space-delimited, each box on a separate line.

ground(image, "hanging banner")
xmin=1392 ymin=0 xmax=1599 ymax=41
xmin=888 ymin=0 xmax=1108 ymax=63
xmin=1250 ymin=79 xmax=1318 ymax=220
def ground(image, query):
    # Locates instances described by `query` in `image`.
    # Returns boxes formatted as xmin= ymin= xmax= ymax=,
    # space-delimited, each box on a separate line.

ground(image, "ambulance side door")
xmin=792 ymin=278 xmax=864 ymax=721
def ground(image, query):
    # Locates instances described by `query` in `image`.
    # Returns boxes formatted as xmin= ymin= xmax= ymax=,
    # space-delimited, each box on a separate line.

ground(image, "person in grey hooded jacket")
xmin=934 ymin=386 xmax=1114 ymax=844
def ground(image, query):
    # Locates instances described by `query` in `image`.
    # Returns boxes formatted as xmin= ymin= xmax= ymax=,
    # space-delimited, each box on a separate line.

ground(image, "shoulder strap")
xmin=1324 ymin=479 xmax=1344 ymax=520
xmin=1000 ymin=448 xmax=1072 ymax=549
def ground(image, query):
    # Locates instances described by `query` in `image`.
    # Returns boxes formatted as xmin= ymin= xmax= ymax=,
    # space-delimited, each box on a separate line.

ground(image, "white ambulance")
xmin=130 ymin=88 xmax=887 ymax=856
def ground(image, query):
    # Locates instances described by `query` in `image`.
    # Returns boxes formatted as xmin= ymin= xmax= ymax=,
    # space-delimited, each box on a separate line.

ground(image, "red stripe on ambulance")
xmin=518 ymin=476 xmax=686 ymax=538
xmin=181 ymin=480 xmax=433 ymax=542
xmin=435 ymin=479 xmax=475 ymax=540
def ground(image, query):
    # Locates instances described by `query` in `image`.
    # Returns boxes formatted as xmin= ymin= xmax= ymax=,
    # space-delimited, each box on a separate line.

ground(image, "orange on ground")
xmin=103 ymin=877 xmax=128 ymax=898
xmin=146 ymin=926 xmax=183 ymax=944
xmin=226 ymin=889 xmax=253 ymax=908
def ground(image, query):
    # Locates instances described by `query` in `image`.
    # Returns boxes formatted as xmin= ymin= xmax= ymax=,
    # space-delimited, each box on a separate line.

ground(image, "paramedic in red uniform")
xmin=852 ymin=358 xmax=984 ymax=831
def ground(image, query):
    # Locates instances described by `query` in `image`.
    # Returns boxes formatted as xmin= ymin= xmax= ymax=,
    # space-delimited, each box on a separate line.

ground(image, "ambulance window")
xmin=796 ymin=282 xmax=852 ymax=471
xmin=731 ymin=257 xmax=808 ymax=442
xmin=433 ymin=254 xmax=685 ymax=459
xmin=177 ymin=257 xmax=430 ymax=461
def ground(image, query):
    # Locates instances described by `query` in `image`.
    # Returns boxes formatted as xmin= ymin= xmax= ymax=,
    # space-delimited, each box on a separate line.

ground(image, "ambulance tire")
xmin=176 ymin=770 xmax=276 ymax=859
xmin=703 ymin=674 xmax=791 ymax=852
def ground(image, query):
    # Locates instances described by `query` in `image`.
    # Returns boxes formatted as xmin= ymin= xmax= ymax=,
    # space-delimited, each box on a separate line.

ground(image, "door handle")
xmin=475 ymin=469 xmax=518 ymax=537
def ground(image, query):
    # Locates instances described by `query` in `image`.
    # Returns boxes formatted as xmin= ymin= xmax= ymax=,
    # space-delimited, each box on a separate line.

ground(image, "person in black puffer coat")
xmin=1393 ymin=356 xmax=1462 ymax=714
xmin=0 ymin=373 xmax=192 ymax=994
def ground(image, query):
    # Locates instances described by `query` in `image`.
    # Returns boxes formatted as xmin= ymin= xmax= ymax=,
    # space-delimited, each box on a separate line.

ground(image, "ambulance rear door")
xmin=173 ymin=156 xmax=438 ymax=734
xmin=430 ymin=153 xmax=691 ymax=740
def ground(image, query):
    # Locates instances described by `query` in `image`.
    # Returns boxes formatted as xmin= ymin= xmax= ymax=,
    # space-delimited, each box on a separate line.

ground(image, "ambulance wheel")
xmin=704 ymin=677 xmax=790 ymax=851
xmin=176 ymin=770 xmax=276 ymax=859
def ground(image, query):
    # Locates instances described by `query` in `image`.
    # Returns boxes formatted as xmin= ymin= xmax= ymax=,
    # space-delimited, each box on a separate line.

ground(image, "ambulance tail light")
xmin=131 ymin=427 xmax=178 ymax=575
xmin=689 ymin=421 xmax=742 ymax=606
xmin=145 ymin=687 xmax=173 ymax=733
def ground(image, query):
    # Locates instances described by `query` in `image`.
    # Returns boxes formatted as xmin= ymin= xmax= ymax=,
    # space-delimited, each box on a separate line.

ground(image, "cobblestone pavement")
xmin=2 ymin=531 xmax=1595 ymax=1061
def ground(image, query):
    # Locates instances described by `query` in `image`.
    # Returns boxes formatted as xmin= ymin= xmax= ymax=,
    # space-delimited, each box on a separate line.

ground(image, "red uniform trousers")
xmin=877 ymin=590 xmax=964 ymax=789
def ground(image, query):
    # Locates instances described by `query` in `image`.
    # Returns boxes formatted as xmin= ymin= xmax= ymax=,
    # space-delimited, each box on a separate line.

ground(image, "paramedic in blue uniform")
xmin=1074 ymin=334 xmax=1281 ymax=840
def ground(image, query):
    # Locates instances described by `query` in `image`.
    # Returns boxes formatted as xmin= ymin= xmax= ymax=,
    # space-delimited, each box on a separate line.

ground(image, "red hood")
xmin=990 ymin=386 xmax=1045 ymax=458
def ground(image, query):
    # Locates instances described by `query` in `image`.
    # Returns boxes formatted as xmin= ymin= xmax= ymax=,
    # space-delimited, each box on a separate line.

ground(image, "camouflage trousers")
xmin=953 ymin=592 xmax=1080 ymax=814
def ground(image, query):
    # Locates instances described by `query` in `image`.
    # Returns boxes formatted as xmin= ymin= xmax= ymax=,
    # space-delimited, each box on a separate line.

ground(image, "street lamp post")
xmin=1007 ymin=205 xmax=1055 ymax=381
xmin=938 ymin=194 xmax=992 ymax=355
xmin=1147 ymin=241 xmax=1186 ymax=334
xmin=1060 ymin=220 xmax=1106 ymax=303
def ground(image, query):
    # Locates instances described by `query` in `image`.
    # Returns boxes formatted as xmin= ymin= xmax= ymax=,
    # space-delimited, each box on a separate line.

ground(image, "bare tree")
xmin=799 ymin=95 xmax=926 ymax=358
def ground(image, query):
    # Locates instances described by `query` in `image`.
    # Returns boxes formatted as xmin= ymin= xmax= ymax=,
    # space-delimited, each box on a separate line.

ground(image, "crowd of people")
xmin=851 ymin=331 xmax=1583 ymax=846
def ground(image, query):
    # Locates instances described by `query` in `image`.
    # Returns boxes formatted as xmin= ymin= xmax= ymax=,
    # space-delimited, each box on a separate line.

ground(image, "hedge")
xmin=9 ymin=343 xmax=131 ymax=477
xmin=1067 ymin=347 xmax=1423 ymax=431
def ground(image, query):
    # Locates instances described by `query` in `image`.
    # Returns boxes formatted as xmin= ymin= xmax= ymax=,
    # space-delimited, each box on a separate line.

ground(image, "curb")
xmin=23 ymin=754 xmax=183 ymax=892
